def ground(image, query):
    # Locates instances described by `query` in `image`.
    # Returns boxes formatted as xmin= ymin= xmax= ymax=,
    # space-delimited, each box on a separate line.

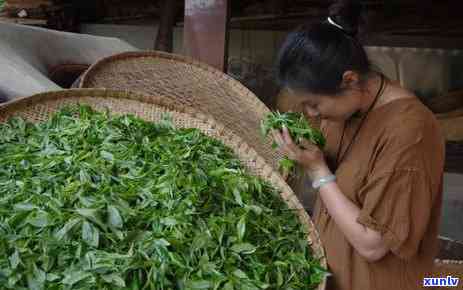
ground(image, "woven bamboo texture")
xmin=78 ymin=51 xmax=283 ymax=172
xmin=0 ymin=88 xmax=327 ymax=290
xmin=434 ymin=259 xmax=463 ymax=288
xmin=437 ymin=107 xmax=463 ymax=141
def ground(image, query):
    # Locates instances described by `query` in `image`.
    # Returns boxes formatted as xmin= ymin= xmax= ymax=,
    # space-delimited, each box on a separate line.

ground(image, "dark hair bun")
xmin=328 ymin=0 xmax=363 ymax=37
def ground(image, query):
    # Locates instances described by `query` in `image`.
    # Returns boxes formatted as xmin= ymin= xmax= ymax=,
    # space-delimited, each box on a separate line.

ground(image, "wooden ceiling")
xmin=2 ymin=0 xmax=463 ymax=48
xmin=45 ymin=1 xmax=462 ymax=30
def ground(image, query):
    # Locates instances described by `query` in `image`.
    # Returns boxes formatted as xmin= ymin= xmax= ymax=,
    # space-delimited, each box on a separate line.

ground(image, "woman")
xmin=272 ymin=1 xmax=445 ymax=290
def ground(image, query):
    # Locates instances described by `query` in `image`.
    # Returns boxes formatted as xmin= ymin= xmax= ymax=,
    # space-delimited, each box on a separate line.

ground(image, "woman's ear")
xmin=341 ymin=70 xmax=360 ymax=89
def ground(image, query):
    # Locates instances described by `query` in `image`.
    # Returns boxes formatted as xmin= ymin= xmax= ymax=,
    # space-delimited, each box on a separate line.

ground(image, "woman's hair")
xmin=276 ymin=0 xmax=370 ymax=95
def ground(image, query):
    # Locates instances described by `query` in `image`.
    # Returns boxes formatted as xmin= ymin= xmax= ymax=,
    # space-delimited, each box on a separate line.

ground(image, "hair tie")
xmin=327 ymin=16 xmax=345 ymax=31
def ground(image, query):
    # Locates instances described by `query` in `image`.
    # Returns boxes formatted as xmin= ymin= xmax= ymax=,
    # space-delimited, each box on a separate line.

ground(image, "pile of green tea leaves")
xmin=261 ymin=112 xmax=326 ymax=175
xmin=0 ymin=105 xmax=326 ymax=290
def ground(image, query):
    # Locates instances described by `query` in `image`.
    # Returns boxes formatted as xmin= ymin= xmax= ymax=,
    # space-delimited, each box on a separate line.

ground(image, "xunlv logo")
xmin=423 ymin=276 xmax=460 ymax=287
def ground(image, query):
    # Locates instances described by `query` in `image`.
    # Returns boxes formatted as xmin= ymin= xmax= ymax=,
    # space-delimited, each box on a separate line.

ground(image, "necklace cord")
xmin=335 ymin=74 xmax=386 ymax=166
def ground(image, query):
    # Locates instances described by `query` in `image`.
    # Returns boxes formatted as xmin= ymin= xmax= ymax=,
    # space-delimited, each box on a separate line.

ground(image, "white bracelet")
xmin=312 ymin=174 xmax=336 ymax=189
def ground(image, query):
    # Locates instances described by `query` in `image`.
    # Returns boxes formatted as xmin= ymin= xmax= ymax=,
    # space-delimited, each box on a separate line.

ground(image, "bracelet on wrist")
xmin=312 ymin=174 xmax=336 ymax=189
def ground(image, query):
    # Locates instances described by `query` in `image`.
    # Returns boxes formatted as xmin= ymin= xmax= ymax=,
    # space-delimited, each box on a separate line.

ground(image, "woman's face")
xmin=285 ymin=88 xmax=363 ymax=122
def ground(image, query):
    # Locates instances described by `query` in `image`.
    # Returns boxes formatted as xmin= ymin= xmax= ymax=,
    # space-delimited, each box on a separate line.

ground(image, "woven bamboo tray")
xmin=0 ymin=89 xmax=327 ymax=290
xmin=434 ymin=259 xmax=463 ymax=288
xmin=78 ymin=51 xmax=283 ymax=172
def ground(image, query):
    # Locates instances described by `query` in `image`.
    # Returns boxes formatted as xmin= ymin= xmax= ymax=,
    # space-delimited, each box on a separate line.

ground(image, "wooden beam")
xmin=183 ymin=0 xmax=230 ymax=71
xmin=365 ymin=34 xmax=463 ymax=50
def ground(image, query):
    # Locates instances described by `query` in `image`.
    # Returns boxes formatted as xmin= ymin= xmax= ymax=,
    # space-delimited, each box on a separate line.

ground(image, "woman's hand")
xmin=272 ymin=126 xmax=331 ymax=180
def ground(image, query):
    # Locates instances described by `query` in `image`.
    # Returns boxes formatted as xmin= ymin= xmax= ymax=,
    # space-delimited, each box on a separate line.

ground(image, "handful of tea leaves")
xmin=261 ymin=111 xmax=326 ymax=175
xmin=0 ymin=105 xmax=326 ymax=289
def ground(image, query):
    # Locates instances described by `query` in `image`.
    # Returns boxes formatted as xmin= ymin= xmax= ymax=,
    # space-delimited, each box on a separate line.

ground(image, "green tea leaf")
xmin=46 ymin=273 xmax=61 ymax=282
xmin=230 ymin=243 xmax=256 ymax=254
xmin=232 ymin=188 xmax=243 ymax=206
xmin=261 ymin=111 xmax=326 ymax=176
xmin=54 ymin=218 xmax=81 ymax=241
xmin=76 ymin=208 xmax=107 ymax=231
xmin=223 ymin=281 xmax=234 ymax=290
xmin=100 ymin=150 xmax=114 ymax=162
xmin=277 ymin=267 xmax=284 ymax=287
xmin=101 ymin=273 xmax=126 ymax=287
xmin=107 ymin=205 xmax=123 ymax=229
xmin=9 ymin=249 xmax=20 ymax=269
xmin=160 ymin=217 xmax=177 ymax=226
xmin=61 ymin=270 xmax=92 ymax=286
xmin=14 ymin=203 xmax=38 ymax=211
xmin=237 ymin=215 xmax=246 ymax=241
xmin=27 ymin=264 xmax=46 ymax=290
xmin=232 ymin=269 xmax=248 ymax=279
xmin=82 ymin=220 xmax=99 ymax=248
xmin=189 ymin=280 xmax=213 ymax=289
xmin=27 ymin=211 xmax=50 ymax=228
xmin=0 ymin=106 xmax=326 ymax=290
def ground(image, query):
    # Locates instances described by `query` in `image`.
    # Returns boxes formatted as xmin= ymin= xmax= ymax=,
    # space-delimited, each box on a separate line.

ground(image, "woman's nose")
xmin=304 ymin=105 xmax=320 ymax=118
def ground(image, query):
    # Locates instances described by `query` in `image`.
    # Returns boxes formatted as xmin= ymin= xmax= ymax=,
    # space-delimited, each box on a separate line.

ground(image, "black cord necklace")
xmin=335 ymin=74 xmax=386 ymax=167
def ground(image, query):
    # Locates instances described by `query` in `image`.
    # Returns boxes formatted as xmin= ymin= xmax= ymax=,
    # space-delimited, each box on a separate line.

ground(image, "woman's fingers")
xmin=282 ymin=126 xmax=297 ymax=148
xmin=282 ymin=126 xmax=301 ymax=153
xmin=272 ymin=129 xmax=295 ymax=157
xmin=271 ymin=130 xmax=284 ymax=147
xmin=300 ymin=139 xmax=317 ymax=150
xmin=280 ymin=127 xmax=301 ymax=160
xmin=272 ymin=127 xmax=326 ymax=171
xmin=281 ymin=126 xmax=292 ymax=144
xmin=273 ymin=127 xmax=314 ymax=161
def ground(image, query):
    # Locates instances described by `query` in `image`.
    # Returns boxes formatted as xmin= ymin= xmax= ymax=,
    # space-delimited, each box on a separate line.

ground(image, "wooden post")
xmin=183 ymin=0 xmax=230 ymax=72
xmin=155 ymin=0 xmax=177 ymax=52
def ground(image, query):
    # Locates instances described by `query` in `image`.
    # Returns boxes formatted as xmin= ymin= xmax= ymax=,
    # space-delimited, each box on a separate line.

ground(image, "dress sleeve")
xmin=356 ymin=169 xmax=434 ymax=260
xmin=355 ymin=118 xmax=442 ymax=260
